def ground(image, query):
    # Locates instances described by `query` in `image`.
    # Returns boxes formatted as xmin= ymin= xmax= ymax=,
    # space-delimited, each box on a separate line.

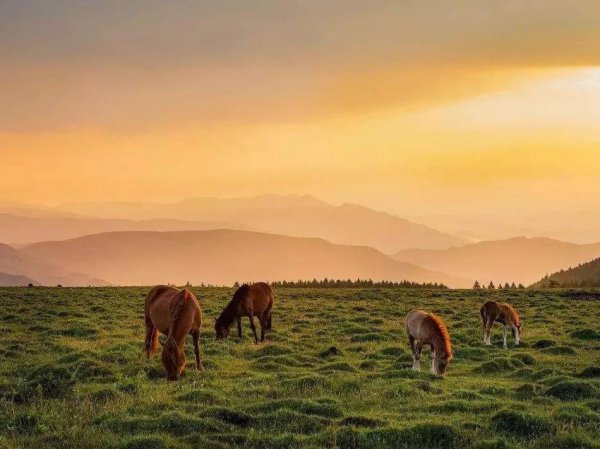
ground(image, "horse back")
xmin=239 ymin=282 xmax=273 ymax=315
xmin=480 ymin=300 xmax=499 ymax=321
xmin=405 ymin=309 xmax=430 ymax=339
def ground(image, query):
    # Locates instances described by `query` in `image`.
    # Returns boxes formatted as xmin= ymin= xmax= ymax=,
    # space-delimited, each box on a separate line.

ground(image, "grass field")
xmin=1 ymin=287 xmax=599 ymax=449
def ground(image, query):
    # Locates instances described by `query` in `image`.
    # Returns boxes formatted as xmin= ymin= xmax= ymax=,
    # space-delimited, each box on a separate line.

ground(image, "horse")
xmin=215 ymin=282 xmax=274 ymax=344
xmin=144 ymin=285 xmax=203 ymax=380
xmin=480 ymin=300 xmax=521 ymax=348
xmin=406 ymin=310 xmax=453 ymax=376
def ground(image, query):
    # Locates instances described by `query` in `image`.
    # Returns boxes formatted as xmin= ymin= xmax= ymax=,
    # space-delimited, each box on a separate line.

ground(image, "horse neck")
xmin=218 ymin=295 xmax=241 ymax=327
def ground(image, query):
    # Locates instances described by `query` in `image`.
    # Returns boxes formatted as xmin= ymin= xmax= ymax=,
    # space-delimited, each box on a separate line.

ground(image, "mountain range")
xmin=1 ymin=196 xmax=599 ymax=288
xmin=0 ymin=243 xmax=106 ymax=286
xmin=51 ymin=195 xmax=466 ymax=253
xmin=394 ymin=237 xmax=600 ymax=287
xmin=19 ymin=230 xmax=467 ymax=287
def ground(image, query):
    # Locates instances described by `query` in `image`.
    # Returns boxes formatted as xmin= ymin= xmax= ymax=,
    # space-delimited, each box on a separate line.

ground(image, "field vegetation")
xmin=1 ymin=287 xmax=599 ymax=449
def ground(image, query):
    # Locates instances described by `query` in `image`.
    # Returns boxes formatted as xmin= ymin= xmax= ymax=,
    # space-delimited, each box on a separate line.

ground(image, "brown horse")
xmin=406 ymin=310 xmax=453 ymax=376
xmin=215 ymin=282 xmax=274 ymax=344
xmin=144 ymin=286 xmax=203 ymax=380
xmin=480 ymin=300 xmax=521 ymax=348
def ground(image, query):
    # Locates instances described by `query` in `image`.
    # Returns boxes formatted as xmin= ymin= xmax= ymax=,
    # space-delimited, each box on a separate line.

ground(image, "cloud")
xmin=1 ymin=1 xmax=600 ymax=131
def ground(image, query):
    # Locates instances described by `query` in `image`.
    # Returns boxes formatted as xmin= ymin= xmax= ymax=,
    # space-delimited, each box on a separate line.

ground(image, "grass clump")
xmin=340 ymin=416 xmax=387 ymax=428
xmin=337 ymin=423 xmax=460 ymax=449
xmin=571 ymin=329 xmax=600 ymax=340
xmin=532 ymin=339 xmax=555 ymax=349
xmin=491 ymin=410 xmax=553 ymax=437
xmin=578 ymin=366 xmax=600 ymax=378
xmin=545 ymin=381 xmax=597 ymax=401
xmin=120 ymin=435 xmax=167 ymax=449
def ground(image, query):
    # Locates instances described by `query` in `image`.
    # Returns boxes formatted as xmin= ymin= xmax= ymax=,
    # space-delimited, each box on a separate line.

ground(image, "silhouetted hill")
xmin=0 ymin=243 xmax=106 ymax=286
xmin=21 ymin=230 xmax=468 ymax=287
xmin=532 ymin=257 xmax=600 ymax=288
xmin=393 ymin=237 xmax=600 ymax=287
xmin=0 ymin=213 xmax=251 ymax=245
xmin=55 ymin=195 xmax=466 ymax=252
xmin=0 ymin=271 xmax=39 ymax=286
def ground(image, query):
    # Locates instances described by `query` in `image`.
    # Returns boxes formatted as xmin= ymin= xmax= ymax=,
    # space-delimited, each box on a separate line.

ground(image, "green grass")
xmin=0 ymin=287 xmax=599 ymax=448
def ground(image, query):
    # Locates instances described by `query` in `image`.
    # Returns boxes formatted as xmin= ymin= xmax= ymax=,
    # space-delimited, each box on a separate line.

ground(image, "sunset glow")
xmin=1 ymin=1 xmax=599 ymax=226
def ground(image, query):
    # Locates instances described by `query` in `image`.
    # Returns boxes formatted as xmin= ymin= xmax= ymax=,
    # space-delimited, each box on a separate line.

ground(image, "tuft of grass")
xmin=491 ymin=410 xmax=553 ymax=437
xmin=340 ymin=416 xmax=387 ymax=428
xmin=545 ymin=381 xmax=597 ymax=401
xmin=540 ymin=346 xmax=577 ymax=355
xmin=571 ymin=329 xmax=600 ymax=340
xmin=532 ymin=339 xmax=555 ymax=349
xmin=578 ymin=366 xmax=600 ymax=378
xmin=476 ymin=358 xmax=520 ymax=373
xmin=121 ymin=435 xmax=167 ymax=449
xmin=337 ymin=423 xmax=460 ymax=449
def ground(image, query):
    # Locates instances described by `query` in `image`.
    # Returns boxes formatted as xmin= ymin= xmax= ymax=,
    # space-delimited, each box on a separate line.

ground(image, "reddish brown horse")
xmin=145 ymin=286 xmax=203 ymax=380
xmin=480 ymin=300 xmax=521 ymax=348
xmin=406 ymin=310 xmax=453 ymax=376
xmin=215 ymin=282 xmax=274 ymax=344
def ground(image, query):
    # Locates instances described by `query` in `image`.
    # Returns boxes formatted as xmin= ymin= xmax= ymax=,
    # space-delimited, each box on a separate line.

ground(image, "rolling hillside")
xmin=0 ymin=213 xmax=251 ymax=245
xmin=55 ymin=195 xmax=466 ymax=252
xmin=0 ymin=243 xmax=105 ymax=286
xmin=532 ymin=257 xmax=600 ymax=288
xmin=393 ymin=237 xmax=600 ymax=286
xmin=0 ymin=271 xmax=39 ymax=286
xmin=21 ymin=230 xmax=468 ymax=287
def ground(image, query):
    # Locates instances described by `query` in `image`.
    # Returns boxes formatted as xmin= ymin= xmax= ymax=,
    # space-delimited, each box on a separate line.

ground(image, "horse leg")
xmin=248 ymin=312 xmax=259 ymax=344
xmin=485 ymin=320 xmax=493 ymax=345
xmin=430 ymin=347 xmax=436 ymax=374
xmin=192 ymin=330 xmax=203 ymax=371
xmin=259 ymin=314 xmax=266 ymax=342
xmin=145 ymin=319 xmax=158 ymax=358
xmin=502 ymin=325 xmax=508 ymax=349
xmin=267 ymin=312 xmax=272 ymax=332
xmin=409 ymin=336 xmax=422 ymax=371
xmin=237 ymin=317 xmax=242 ymax=338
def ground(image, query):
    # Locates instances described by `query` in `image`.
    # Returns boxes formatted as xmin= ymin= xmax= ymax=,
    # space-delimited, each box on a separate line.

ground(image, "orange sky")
xmin=1 ymin=1 xmax=599 ymax=219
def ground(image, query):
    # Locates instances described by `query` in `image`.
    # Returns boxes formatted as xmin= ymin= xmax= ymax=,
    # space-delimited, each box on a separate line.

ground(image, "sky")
xmin=1 ymin=1 xmax=600 ymax=223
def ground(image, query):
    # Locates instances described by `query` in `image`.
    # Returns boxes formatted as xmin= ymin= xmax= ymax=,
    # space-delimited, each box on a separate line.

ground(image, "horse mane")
xmin=503 ymin=303 xmax=521 ymax=327
xmin=217 ymin=284 xmax=250 ymax=327
xmin=430 ymin=313 xmax=452 ymax=359
xmin=168 ymin=289 xmax=190 ymax=340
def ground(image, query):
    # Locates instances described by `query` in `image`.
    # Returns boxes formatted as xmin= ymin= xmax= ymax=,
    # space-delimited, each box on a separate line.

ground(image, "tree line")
xmin=252 ymin=279 xmax=448 ymax=289
xmin=472 ymin=280 xmax=525 ymax=290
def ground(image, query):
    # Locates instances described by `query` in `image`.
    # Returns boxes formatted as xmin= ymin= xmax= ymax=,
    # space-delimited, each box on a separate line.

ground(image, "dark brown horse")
xmin=215 ymin=282 xmax=274 ymax=344
xmin=480 ymin=300 xmax=521 ymax=348
xmin=144 ymin=286 xmax=203 ymax=380
xmin=406 ymin=309 xmax=453 ymax=376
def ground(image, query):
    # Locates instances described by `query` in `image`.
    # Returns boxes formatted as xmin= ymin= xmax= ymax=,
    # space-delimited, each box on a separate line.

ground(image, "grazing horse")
xmin=215 ymin=282 xmax=274 ymax=344
xmin=480 ymin=300 xmax=521 ymax=348
xmin=406 ymin=310 xmax=453 ymax=376
xmin=144 ymin=286 xmax=203 ymax=380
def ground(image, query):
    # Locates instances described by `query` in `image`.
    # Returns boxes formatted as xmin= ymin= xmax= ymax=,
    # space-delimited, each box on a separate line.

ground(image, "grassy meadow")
xmin=1 ymin=287 xmax=599 ymax=449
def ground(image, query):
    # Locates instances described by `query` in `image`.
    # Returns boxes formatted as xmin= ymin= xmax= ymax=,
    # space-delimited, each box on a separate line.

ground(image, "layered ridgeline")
xmin=0 ymin=243 xmax=106 ymax=286
xmin=394 ymin=237 xmax=600 ymax=287
xmin=20 ymin=230 xmax=468 ymax=287
xmin=52 ymin=195 xmax=466 ymax=253
xmin=0 ymin=271 xmax=39 ymax=286
xmin=532 ymin=257 xmax=600 ymax=288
